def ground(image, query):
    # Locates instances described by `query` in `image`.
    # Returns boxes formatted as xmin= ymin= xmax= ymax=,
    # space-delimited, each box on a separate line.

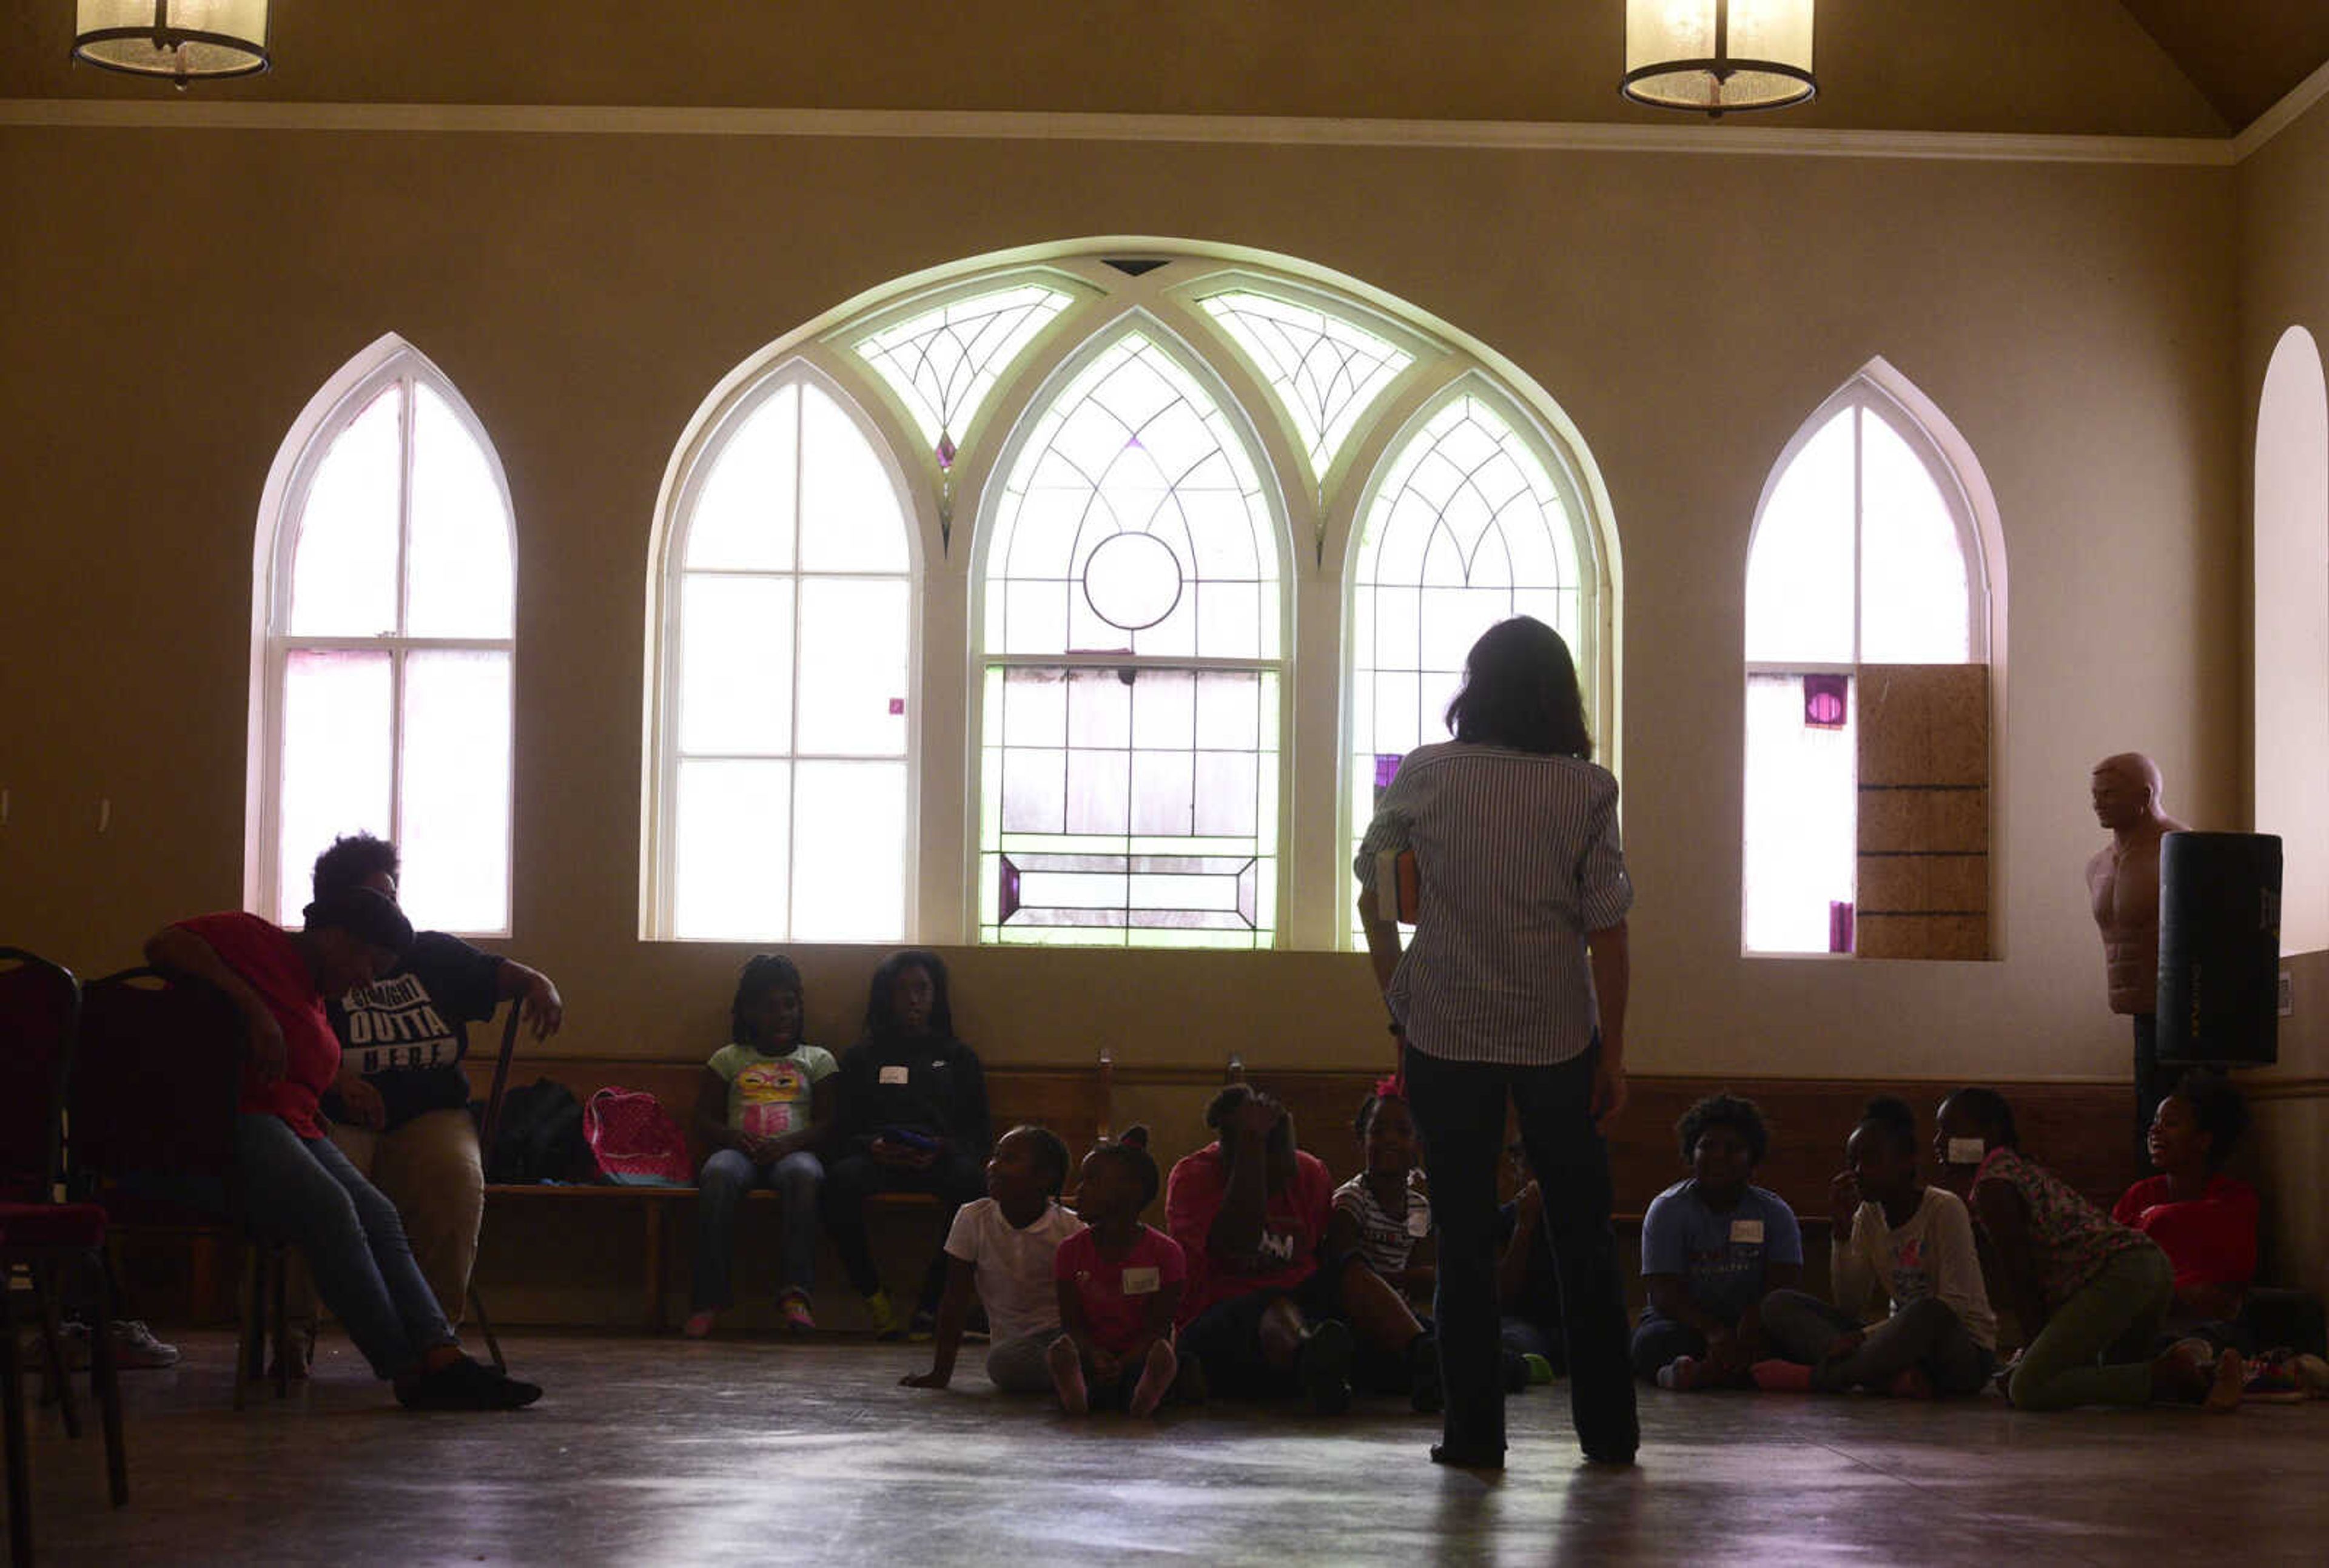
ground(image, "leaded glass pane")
xmin=1745 ymin=406 xmax=1855 ymax=664
xmin=1743 ymin=671 xmax=1857 ymax=955
xmin=685 ymin=384 xmax=798 ymax=573
xmin=790 ymin=760 xmax=908 ymax=941
xmin=986 ymin=333 xmax=1279 ymax=661
xmin=277 ymin=650 xmax=392 ymax=922
xmin=1348 ymin=392 xmax=1589 ymax=941
xmin=1860 ymin=412 xmax=1972 ymax=664
xmin=853 ymin=283 xmax=1073 ymax=456
xmin=398 ymin=649 xmax=512 ymax=933
xmin=288 ymin=385 xmax=401 ymax=636
xmin=405 ymin=386 xmax=514 ymax=639
xmin=674 ymin=758 xmax=791 ymax=940
xmin=1198 ymin=290 xmax=1413 ymax=478
xmin=981 ymin=664 xmax=1278 ymax=947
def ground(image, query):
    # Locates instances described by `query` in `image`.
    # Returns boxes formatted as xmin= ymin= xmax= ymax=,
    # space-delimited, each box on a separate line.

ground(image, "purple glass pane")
xmin=1000 ymin=856 xmax=1023 ymax=923
xmin=936 ymin=432 xmax=957 ymax=471
xmin=1829 ymin=900 xmax=1855 ymax=954
xmin=1237 ymin=860 xmax=1257 ymax=926
xmin=1803 ymin=674 xmax=1848 ymax=730
xmin=1374 ymin=753 xmax=1403 ymax=789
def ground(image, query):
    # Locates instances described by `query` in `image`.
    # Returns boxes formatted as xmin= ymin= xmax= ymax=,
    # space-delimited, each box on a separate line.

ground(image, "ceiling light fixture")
xmin=1621 ymin=1 xmax=1815 ymax=118
xmin=73 ymin=2 xmax=271 ymax=89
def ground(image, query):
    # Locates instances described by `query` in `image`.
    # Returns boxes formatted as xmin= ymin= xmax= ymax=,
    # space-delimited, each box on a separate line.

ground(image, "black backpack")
xmin=483 ymin=1077 xmax=590 ymax=1184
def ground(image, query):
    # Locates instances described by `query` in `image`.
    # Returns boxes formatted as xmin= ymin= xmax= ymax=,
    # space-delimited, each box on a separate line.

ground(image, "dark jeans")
xmin=691 ymin=1148 xmax=824 ymax=1310
xmin=1178 ymin=1267 xmax=1347 ymax=1398
xmin=1759 ymin=1290 xmax=1994 ymax=1395
xmin=1630 ymin=1317 xmax=1710 ymax=1380
xmin=819 ymin=1149 xmax=985 ymax=1313
xmin=1403 ymin=1043 xmax=1638 ymax=1461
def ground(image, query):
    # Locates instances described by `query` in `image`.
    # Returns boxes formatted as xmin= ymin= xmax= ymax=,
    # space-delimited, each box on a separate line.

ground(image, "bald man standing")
xmin=2085 ymin=753 xmax=2186 ymax=1169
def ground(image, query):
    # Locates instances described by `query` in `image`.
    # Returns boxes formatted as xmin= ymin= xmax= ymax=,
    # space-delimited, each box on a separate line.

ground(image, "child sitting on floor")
xmin=1936 ymin=1087 xmax=2242 ymax=1413
xmin=1326 ymin=1080 xmax=1436 ymax=1310
xmin=1050 ymin=1126 xmax=1184 ymax=1417
xmin=1633 ymin=1094 xmax=1803 ymax=1390
xmin=1755 ymin=1096 xmax=1997 ymax=1396
xmin=902 ymin=1125 xmax=1081 ymax=1394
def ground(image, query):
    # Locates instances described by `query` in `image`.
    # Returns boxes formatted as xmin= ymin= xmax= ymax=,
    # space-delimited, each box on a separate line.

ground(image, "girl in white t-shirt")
xmin=1753 ymin=1097 xmax=1997 ymax=1396
xmin=1326 ymin=1082 xmax=1436 ymax=1308
xmin=902 ymin=1125 xmax=1081 ymax=1394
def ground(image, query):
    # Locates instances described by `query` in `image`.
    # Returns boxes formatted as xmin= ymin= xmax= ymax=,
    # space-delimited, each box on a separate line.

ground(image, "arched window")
xmin=2255 ymin=325 xmax=2329 ymax=954
xmin=976 ymin=326 xmax=1286 ymax=947
xmin=644 ymin=247 xmax=1617 ymax=950
xmin=651 ymin=368 xmax=917 ymax=941
xmin=1743 ymin=365 xmax=1999 ymax=959
xmin=252 ymin=338 xmax=514 ymax=933
xmin=1347 ymin=385 xmax=1598 ymax=935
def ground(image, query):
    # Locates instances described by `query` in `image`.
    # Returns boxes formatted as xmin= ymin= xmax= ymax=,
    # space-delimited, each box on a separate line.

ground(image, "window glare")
xmin=289 ymin=385 xmax=401 ymax=636
xmin=854 ymin=283 xmax=1072 ymax=454
xmin=406 ymin=386 xmax=515 ymax=639
xmin=398 ymin=649 xmax=513 ymax=932
xmin=1859 ymin=412 xmax=1971 ymax=663
xmin=1743 ymin=672 xmax=1857 ymax=954
xmin=1744 ymin=407 xmax=1855 ymax=664
xmin=1198 ymin=289 xmax=1413 ymax=477
xmin=277 ymin=650 xmax=393 ymax=920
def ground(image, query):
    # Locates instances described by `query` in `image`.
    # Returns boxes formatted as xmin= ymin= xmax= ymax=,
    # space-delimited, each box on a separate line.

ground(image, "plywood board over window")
xmin=1855 ymin=664 xmax=1990 ymax=960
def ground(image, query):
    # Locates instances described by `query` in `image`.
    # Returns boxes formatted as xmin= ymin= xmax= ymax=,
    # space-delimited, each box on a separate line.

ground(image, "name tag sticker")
xmin=1947 ymin=1137 xmax=1987 ymax=1165
xmin=1406 ymin=1209 xmax=1432 ymax=1238
xmin=1121 ymin=1267 xmax=1161 ymax=1295
xmin=878 ymin=1065 xmax=910 ymax=1086
xmin=1730 ymin=1219 xmax=1765 ymax=1245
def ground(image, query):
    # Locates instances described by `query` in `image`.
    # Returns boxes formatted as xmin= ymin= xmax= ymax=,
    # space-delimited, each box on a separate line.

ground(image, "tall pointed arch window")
xmin=654 ymin=369 xmax=917 ymax=941
xmin=2254 ymin=326 xmax=2329 ymax=954
xmin=977 ymin=328 xmax=1285 ymax=947
xmin=256 ymin=342 xmax=514 ymax=933
xmin=1744 ymin=371 xmax=1997 ymax=959
xmin=1346 ymin=388 xmax=1595 ymax=934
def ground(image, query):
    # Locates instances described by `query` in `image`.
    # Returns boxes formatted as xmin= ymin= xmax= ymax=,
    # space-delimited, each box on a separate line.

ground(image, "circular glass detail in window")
xmin=1081 ymin=531 xmax=1183 ymax=631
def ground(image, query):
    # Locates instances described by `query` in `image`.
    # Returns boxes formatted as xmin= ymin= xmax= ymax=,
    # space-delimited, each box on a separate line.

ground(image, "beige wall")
xmin=0 ymin=126 xmax=2242 ymax=1092
xmin=2237 ymin=92 xmax=2329 ymax=1300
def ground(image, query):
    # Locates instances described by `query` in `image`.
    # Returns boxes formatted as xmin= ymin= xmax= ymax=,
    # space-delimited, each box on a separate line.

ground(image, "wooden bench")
xmin=463 ymin=1053 xmax=1114 ymax=1329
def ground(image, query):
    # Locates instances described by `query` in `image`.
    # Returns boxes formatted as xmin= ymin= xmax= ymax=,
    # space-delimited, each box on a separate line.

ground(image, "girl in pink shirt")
xmin=1050 ymin=1127 xmax=1185 ymax=1416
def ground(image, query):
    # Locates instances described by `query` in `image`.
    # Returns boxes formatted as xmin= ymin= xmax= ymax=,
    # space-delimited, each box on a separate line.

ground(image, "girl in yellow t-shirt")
xmin=684 ymin=955 xmax=838 ymax=1338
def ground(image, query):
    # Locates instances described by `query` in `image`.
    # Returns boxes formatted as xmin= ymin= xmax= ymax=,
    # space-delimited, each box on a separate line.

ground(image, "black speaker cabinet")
xmin=2157 ymin=830 xmax=2282 ymax=1067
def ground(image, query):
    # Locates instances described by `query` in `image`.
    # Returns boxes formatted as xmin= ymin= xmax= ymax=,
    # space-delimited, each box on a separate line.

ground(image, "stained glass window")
xmin=1743 ymin=385 xmax=1988 ymax=956
xmin=1198 ymin=290 xmax=1413 ymax=479
xmin=979 ymin=331 xmax=1284 ymax=947
xmin=854 ymin=283 xmax=1074 ymax=462
xmin=668 ymin=374 xmax=914 ymax=941
xmin=267 ymin=356 xmax=514 ymax=934
xmin=1348 ymin=391 xmax=1586 ymax=935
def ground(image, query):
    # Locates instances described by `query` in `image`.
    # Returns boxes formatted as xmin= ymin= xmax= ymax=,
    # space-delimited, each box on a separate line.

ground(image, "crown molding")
xmin=0 ymin=98 xmax=2239 ymax=166
xmin=2232 ymin=54 xmax=2329 ymax=164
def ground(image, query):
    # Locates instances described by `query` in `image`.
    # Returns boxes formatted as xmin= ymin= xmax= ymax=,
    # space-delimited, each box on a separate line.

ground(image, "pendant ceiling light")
xmin=1621 ymin=1 xmax=1815 ymax=118
xmin=73 ymin=2 xmax=272 ymax=88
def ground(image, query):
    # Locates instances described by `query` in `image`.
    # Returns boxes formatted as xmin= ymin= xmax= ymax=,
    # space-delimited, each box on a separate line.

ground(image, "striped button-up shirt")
xmin=1356 ymin=742 xmax=1632 ymax=1067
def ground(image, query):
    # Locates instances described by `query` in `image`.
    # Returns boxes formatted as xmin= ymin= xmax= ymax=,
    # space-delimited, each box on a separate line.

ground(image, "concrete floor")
xmin=10 ymin=1332 xmax=2329 ymax=1565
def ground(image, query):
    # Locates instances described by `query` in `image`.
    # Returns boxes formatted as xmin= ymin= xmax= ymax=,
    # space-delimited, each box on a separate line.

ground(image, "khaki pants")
xmin=286 ymin=1107 xmax=485 ymax=1333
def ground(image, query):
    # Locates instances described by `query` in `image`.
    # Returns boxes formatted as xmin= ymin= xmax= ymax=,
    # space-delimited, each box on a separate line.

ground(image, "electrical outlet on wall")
xmin=2279 ymin=969 xmax=2294 ymax=1018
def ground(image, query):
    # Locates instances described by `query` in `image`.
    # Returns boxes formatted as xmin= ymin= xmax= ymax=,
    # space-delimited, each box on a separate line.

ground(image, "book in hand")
xmin=1373 ymin=849 xmax=1419 ymax=924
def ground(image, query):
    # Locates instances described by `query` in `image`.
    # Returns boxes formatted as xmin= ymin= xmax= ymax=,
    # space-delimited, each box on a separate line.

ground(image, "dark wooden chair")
xmin=70 ymin=967 xmax=292 ymax=1408
xmin=2 ymin=947 xmax=127 ymax=1566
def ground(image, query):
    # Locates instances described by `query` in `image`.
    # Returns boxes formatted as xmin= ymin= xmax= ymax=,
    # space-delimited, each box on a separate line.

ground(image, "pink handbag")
xmin=582 ymin=1088 xmax=693 ymax=1186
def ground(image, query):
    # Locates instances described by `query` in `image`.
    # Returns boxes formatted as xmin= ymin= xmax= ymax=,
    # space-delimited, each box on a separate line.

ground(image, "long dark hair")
xmin=1443 ymin=617 xmax=1591 ymax=759
xmin=864 ymin=949 xmax=955 ymax=1041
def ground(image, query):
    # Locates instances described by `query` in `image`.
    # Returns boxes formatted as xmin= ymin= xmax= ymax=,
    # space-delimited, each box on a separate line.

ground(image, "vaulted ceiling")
xmin=3 ymin=2 xmax=2325 ymax=139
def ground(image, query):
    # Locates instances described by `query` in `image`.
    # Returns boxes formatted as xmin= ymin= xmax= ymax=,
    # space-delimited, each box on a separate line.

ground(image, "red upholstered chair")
xmin=1 ymin=947 xmax=128 ymax=1566
xmin=70 ymin=967 xmax=292 ymax=1408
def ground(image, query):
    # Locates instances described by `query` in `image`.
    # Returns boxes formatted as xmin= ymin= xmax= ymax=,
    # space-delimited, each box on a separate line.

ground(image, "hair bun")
xmin=1118 ymin=1124 xmax=1149 ymax=1151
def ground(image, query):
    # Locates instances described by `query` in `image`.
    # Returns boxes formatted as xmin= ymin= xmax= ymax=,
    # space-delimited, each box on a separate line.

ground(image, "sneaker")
xmin=778 ymin=1293 xmax=816 ymax=1333
xmin=863 ymin=1289 xmax=901 ymax=1340
xmin=1524 ymin=1353 xmax=1557 ymax=1386
xmin=2242 ymin=1356 xmax=2307 ymax=1404
xmin=55 ymin=1319 xmax=181 ymax=1372
xmin=395 ymin=1355 xmax=542 ymax=1412
xmin=1297 ymin=1321 xmax=1354 ymax=1416
xmin=1656 ymin=1355 xmax=1707 ymax=1391
xmin=682 ymin=1310 xmax=718 ymax=1340
xmin=907 ymin=1309 xmax=938 ymax=1342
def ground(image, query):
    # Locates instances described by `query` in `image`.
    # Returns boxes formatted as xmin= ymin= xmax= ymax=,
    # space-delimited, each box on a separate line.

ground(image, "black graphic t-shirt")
xmin=322 ymin=931 xmax=504 ymax=1132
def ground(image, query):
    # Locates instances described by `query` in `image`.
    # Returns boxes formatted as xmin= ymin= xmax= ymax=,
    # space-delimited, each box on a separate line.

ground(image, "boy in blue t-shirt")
xmin=1633 ymin=1094 xmax=1803 ymax=1388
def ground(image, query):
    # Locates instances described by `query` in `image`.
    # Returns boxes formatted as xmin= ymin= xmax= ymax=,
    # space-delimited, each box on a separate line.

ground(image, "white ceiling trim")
xmin=0 ymin=98 xmax=2239 ymax=167
xmin=2232 ymin=52 xmax=2329 ymax=162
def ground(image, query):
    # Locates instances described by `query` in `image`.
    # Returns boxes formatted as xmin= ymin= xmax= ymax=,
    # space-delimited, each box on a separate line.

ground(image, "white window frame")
xmin=643 ymin=358 xmax=926 ymax=941
xmin=1741 ymin=360 xmax=2005 ymax=959
xmin=246 ymin=334 xmax=518 ymax=935
xmin=966 ymin=311 xmax=1296 ymax=947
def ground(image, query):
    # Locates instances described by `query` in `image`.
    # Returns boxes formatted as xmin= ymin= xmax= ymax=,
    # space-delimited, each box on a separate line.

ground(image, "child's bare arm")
xmin=901 ymin=1257 xmax=977 ymax=1388
xmin=1056 ymin=1277 xmax=1092 ymax=1357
